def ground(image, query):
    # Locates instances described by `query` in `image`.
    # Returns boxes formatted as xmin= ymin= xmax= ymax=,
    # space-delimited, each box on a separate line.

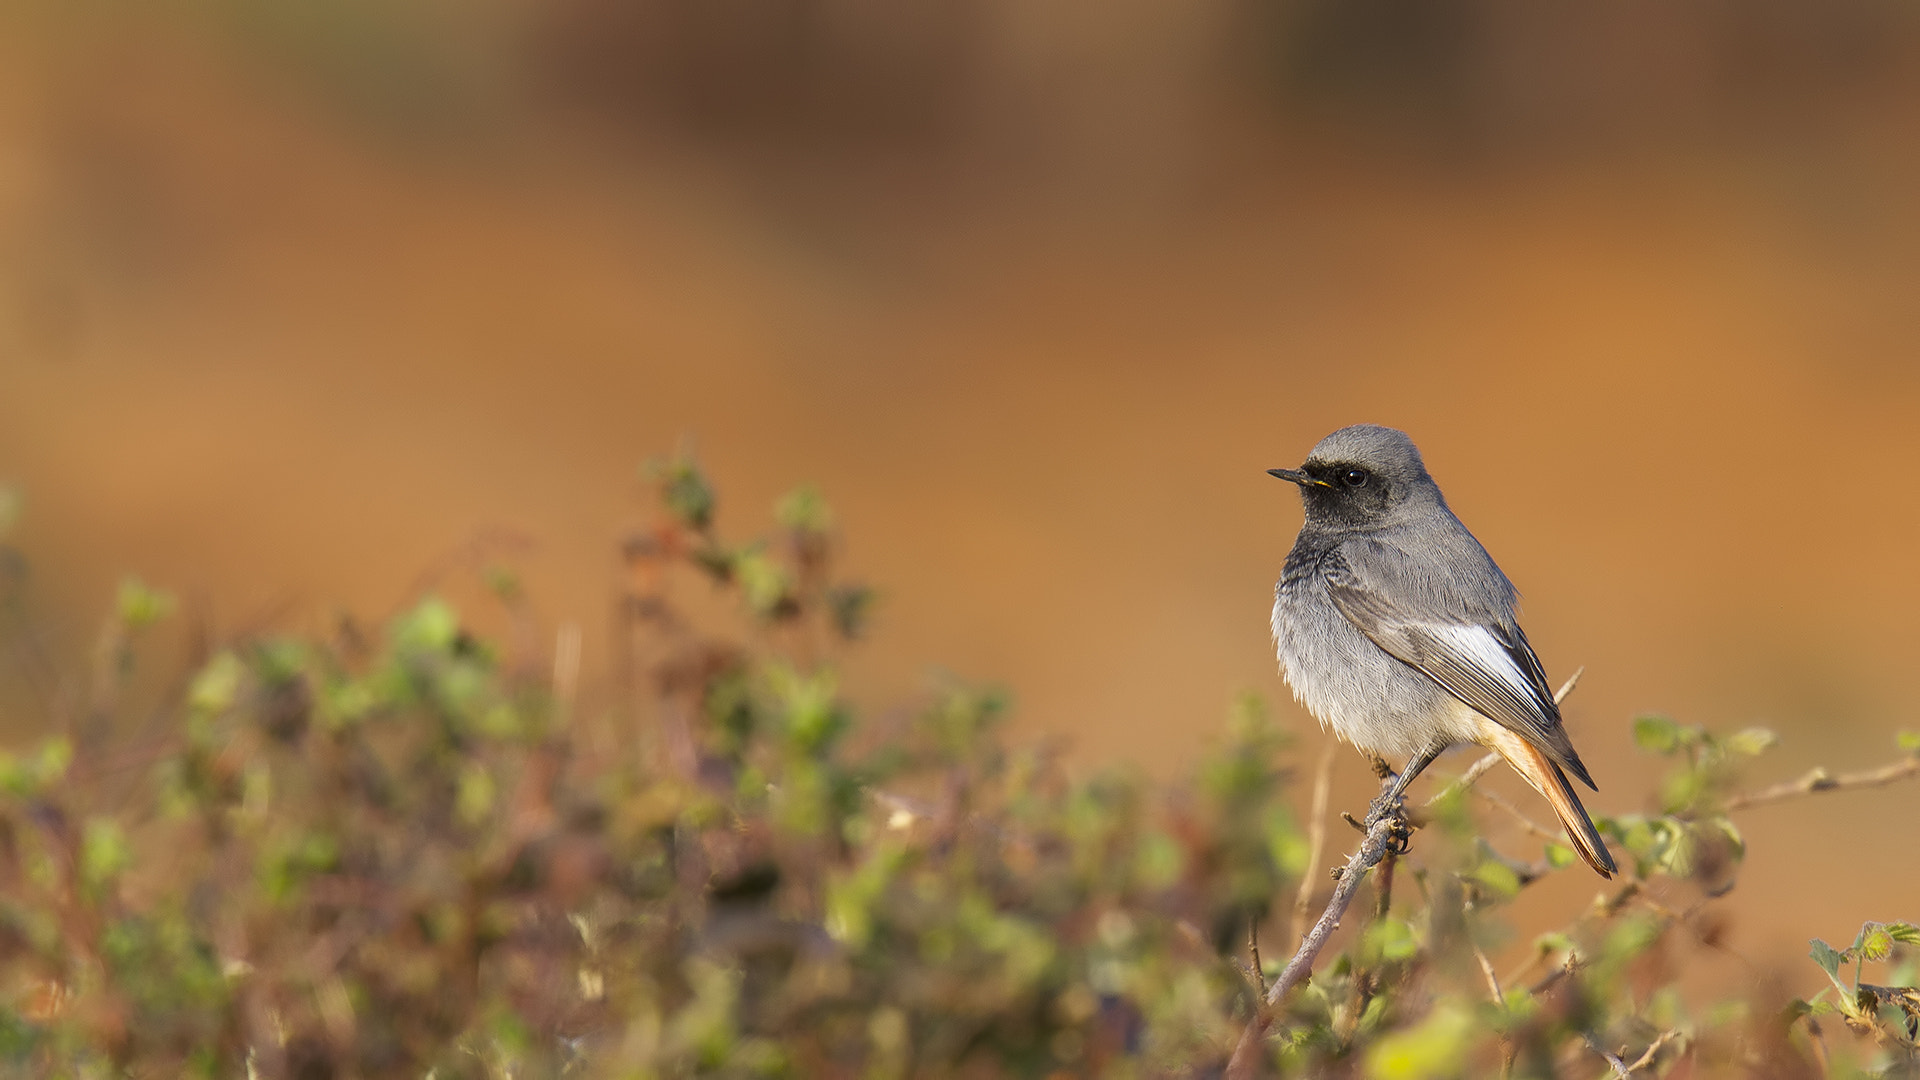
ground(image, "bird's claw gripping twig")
xmin=1362 ymin=790 xmax=1415 ymax=855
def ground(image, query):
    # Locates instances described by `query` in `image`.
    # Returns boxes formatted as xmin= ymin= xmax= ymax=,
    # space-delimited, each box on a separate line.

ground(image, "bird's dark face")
xmin=1268 ymin=460 xmax=1396 ymax=527
xmin=1269 ymin=425 xmax=1438 ymax=531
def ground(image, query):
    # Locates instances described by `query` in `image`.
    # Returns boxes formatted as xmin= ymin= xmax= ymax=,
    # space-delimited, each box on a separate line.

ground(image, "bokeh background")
xmin=3 ymin=0 xmax=1919 ymax=991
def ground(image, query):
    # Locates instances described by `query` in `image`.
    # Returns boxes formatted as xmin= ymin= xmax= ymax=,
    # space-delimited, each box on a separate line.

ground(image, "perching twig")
xmin=1722 ymin=757 xmax=1920 ymax=811
xmin=1225 ymin=777 xmax=1406 ymax=1079
xmin=1222 ymin=667 xmax=1586 ymax=1078
xmin=1269 ymin=813 xmax=1402 ymax=1011
xmin=1288 ymin=741 xmax=1337 ymax=945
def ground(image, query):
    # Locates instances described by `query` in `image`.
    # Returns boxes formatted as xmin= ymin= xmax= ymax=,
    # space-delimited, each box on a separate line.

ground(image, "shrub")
xmin=0 ymin=462 xmax=1912 ymax=1078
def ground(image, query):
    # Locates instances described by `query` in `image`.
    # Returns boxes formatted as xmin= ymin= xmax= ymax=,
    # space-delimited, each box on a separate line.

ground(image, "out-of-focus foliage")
xmin=0 ymin=456 xmax=1912 ymax=1078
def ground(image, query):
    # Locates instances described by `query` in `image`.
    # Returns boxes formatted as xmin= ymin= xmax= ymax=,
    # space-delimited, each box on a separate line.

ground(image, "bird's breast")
xmin=1272 ymin=574 xmax=1474 ymax=758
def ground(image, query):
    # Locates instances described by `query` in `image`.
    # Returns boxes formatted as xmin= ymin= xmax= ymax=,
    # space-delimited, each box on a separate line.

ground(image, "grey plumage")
xmin=1270 ymin=424 xmax=1614 ymax=876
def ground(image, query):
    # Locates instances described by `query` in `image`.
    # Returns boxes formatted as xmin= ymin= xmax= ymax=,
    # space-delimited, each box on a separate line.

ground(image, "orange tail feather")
xmin=1479 ymin=725 xmax=1616 ymax=878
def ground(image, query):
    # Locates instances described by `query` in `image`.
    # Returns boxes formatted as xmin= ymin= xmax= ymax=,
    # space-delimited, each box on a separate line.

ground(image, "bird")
xmin=1269 ymin=424 xmax=1615 ymax=878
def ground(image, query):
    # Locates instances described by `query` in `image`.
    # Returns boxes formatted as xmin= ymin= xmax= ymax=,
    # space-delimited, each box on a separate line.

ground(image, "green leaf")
xmin=771 ymin=665 xmax=845 ymax=754
xmin=1543 ymin=842 xmax=1576 ymax=869
xmin=1619 ymin=818 xmax=1665 ymax=860
xmin=775 ymin=486 xmax=833 ymax=534
xmin=1633 ymin=714 xmax=1683 ymax=754
xmin=1885 ymin=922 xmax=1920 ymax=946
xmin=1533 ymin=932 xmax=1576 ymax=959
xmin=1711 ymin=817 xmax=1746 ymax=861
xmin=391 ymin=596 xmax=459 ymax=654
xmin=1811 ymin=939 xmax=1851 ymax=993
xmin=1725 ymin=727 xmax=1779 ymax=757
xmin=1898 ymin=730 xmax=1920 ymax=754
xmin=1788 ymin=997 xmax=1836 ymax=1019
xmin=0 ymin=743 xmax=76 ymax=807
xmin=1365 ymin=1002 xmax=1474 ymax=1080
xmin=1364 ymin=917 xmax=1421 ymax=962
xmin=646 ymin=454 xmax=715 ymax=530
xmin=1600 ymin=917 xmax=1663 ymax=966
xmin=1659 ymin=767 xmax=1709 ymax=815
xmin=826 ymin=584 xmax=875 ymax=640
xmin=456 ymin=763 xmax=495 ymax=827
xmin=117 ymin=576 xmax=177 ymax=628
xmin=81 ymin=819 xmax=131 ymax=889
xmin=1658 ymin=824 xmax=1698 ymax=877
xmin=733 ymin=548 xmax=794 ymax=618
xmin=188 ymin=651 xmax=245 ymax=715
xmin=482 ymin=564 xmax=521 ymax=601
xmin=1132 ymin=830 xmax=1184 ymax=890
xmin=1470 ymin=860 xmax=1522 ymax=900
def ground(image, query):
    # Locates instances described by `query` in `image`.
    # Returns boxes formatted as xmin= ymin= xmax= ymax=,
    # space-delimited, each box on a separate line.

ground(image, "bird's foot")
xmin=1361 ymin=789 xmax=1401 ymax=829
xmin=1361 ymin=790 xmax=1415 ymax=856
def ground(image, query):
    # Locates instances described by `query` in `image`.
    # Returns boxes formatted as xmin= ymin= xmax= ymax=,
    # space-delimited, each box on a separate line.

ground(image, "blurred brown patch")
xmin=2 ymin=0 xmax=1920 ymax=1000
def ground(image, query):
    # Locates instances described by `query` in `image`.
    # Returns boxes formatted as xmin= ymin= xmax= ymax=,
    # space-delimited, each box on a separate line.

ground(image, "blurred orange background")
xmin=3 ymin=1 xmax=1918 ymax=988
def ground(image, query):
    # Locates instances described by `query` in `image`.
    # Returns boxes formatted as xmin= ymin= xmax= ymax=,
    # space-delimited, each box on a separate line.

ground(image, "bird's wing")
xmin=1320 ymin=542 xmax=1596 ymax=790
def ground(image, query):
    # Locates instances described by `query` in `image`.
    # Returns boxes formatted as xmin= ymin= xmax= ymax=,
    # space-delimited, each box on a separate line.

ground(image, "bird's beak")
xmin=1268 ymin=467 xmax=1333 ymax=489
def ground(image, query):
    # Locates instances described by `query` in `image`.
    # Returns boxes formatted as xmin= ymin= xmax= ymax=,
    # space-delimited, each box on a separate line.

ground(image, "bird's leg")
xmin=1363 ymin=741 xmax=1446 ymax=832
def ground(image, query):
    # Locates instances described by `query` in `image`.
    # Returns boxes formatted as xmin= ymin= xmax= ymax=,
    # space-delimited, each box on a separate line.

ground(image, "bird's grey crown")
xmin=1304 ymin=424 xmax=1428 ymax=478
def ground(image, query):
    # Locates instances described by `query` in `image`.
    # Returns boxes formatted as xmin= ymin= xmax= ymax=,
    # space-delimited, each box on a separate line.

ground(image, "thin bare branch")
xmin=1472 ymin=786 xmax=1562 ymax=843
xmin=1435 ymin=753 xmax=1501 ymax=802
xmin=1226 ymin=784 xmax=1405 ymax=1080
xmin=1585 ymin=1034 xmax=1632 ymax=1079
xmin=1552 ymin=666 xmax=1584 ymax=706
xmin=1722 ymin=757 xmax=1920 ymax=811
xmin=1470 ymin=934 xmax=1504 ymax=1008
xmin=1266 ymin=819 xmax=1402 ymax=1008
xmin=1248 ymin=919 xmax=1266 ymax=996
xmin=1289 ymin=740 xmax=1337 ymax=945
xmin=1623 ymin=1030 xmax=1680 ymax=1074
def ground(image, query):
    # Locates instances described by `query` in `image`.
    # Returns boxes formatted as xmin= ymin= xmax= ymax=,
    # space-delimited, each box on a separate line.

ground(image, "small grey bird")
xmin=1269 ymin=424 xmax=1615 ymax=877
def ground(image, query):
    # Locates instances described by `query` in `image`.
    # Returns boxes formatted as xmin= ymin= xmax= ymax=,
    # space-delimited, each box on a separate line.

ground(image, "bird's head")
xmin=1269 ymin=424 xmax=1441 ymax=530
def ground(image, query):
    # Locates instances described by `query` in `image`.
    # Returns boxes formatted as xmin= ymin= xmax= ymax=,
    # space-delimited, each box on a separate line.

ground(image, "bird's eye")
xmin=1342 ymin=469 xmax=1368 ymax=488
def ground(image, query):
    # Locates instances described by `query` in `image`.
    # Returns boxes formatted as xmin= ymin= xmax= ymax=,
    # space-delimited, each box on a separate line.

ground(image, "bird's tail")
xmin=1480 ymin=725 xmax=1617 ymax=878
